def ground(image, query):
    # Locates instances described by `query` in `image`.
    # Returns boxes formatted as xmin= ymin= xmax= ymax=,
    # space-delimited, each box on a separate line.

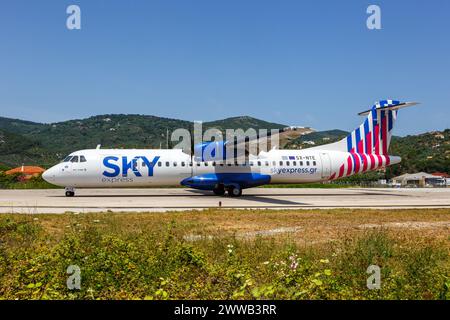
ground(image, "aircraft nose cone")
xmin=42 ymin=168 xmax=54 ymax=182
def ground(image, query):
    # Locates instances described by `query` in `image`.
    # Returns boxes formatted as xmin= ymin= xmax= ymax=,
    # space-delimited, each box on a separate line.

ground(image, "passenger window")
xmin=165 ymin=162 xmax=170 ymax=167
xmin=70 ymin=156 xmax=79 ymax=163
xmin=279 ymin=161 xmax=283 ymax=166
xmin=212 ymin=162 xmax=216 ymax=166
xmin=158 ymin=162 xmax=162 ymax=167
xmin=300 ymin=161 xmax=303 ymax=166
xmin=196 ymin=162 xmax=201 ymax=166
xmin=257 ymin=161 xmax=261 ymax=166
xmin=189 ymin=162 xmax=193 ymax=167
xmin=313 ymin=161 xmax=317 ymax=166
xmin=181 ymin=162 xmax=185 ymax=167
xmin=293 ymin=161 xmax=297 ymax=166
xmin=142 ymin=162 xmax=146 ymax=167
xmin=250 ymin=162 xmax=254 ymax=166
xmin=265 ymin=161 xmax=269 ymax=166
xmin=219 ymin=163 xmax=224 ymax=166
xmin=286 ymin=161 xmax=290 ymax=166
xmin=204 ymin=162 xmax=208 ymax=166
xmin=307 ymin=161 xmax=310 ymax=166
xmin=273 ymin=161 xmax=276 ymax=166
xmin=173 ymin=162 xmax=177 ymax=167
xmin=227 ymin=163 xmax=232 ymax=166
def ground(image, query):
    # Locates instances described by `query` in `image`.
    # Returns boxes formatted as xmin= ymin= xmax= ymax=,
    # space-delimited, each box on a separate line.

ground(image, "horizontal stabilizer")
xmin=358 ymin=101 xmax=419 ymax=116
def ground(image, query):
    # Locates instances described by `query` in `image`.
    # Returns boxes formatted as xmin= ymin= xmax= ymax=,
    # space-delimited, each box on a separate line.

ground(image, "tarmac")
xmin=1 ymin=187 xmax=450 ymax=213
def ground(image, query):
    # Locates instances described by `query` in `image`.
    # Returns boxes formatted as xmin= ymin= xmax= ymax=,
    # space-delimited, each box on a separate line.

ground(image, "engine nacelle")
xmin=181 ymin=173 xmax=271 ymax=190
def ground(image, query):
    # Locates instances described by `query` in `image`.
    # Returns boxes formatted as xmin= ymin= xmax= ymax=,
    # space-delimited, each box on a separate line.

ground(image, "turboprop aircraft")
xmin=42 ymin=100 xmax=418 ymax=197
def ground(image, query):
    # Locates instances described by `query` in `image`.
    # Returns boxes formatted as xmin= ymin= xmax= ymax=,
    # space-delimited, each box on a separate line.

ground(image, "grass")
xmin=0 ymin=208 xmax=449 ymax=300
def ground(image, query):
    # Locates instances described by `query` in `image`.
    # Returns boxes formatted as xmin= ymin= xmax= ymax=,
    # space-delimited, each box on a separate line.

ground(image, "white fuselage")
xmin=42 ymin=148 xmax=399 ymax=189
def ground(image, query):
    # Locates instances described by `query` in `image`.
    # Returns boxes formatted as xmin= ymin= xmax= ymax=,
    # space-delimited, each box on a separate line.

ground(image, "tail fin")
xmin=314 ymin=99 xmax=419 ymax=155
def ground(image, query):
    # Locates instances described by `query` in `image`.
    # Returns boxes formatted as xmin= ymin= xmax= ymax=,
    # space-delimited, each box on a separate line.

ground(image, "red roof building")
xmin=432 ymin=172 xmax=450 ymax=178
xmin=5 ymin=166 xmax=45 ymax=175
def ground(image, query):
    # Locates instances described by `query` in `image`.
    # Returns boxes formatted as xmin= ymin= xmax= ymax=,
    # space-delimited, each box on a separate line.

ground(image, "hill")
xmin=0 ymin=114 xmax=287 ymax=167
xmin=0 ymin=114 xmax=448 ymax=176
xmin=386 ymin=130 xmax=450 ymax=177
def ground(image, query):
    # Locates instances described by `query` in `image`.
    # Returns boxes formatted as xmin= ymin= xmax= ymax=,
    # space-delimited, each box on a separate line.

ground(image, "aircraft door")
xmin=319 ymin=152 xmax=331 ymax=179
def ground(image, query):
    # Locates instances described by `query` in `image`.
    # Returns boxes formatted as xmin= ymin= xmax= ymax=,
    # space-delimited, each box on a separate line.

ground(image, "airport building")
xmin=5 ymin=166 xmax=45 ymax=180
xmin=391 ymin=172 xmax=448 ymax=187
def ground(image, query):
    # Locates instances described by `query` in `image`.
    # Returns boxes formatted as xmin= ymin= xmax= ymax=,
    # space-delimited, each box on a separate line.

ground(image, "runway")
xmin=1 ymin=187 xmax=450 ymax=213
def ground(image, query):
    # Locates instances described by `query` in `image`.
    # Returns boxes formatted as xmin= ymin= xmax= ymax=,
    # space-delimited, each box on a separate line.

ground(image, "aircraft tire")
xmin=228 ymin=186 xmax=242 ymax=197
xmin=65 ymin=191 xmax=75 ymax=197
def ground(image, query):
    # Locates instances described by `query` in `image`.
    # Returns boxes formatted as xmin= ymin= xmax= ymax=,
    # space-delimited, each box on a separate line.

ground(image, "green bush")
xmin=0 ymin=215 xmax=448 ymax=300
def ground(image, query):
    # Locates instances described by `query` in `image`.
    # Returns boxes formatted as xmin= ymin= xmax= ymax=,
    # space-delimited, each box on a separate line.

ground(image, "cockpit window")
xmin=70 ymin=156 xmax=79 ymax=163
xmin=80 ymin=155 xmax=87 ymax=162
xmin=63 ymin=156 xmax=73 ymax=162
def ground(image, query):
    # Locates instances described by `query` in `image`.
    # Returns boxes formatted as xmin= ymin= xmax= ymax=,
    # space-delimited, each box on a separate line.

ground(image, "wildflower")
xmin=290 ymin=261 xmax=298 ymax=270
xmin=289 ymin=254 xmax=298 ymax=270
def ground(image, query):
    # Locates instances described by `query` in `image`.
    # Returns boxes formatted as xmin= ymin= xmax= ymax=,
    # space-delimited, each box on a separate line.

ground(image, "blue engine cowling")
xmin=181 ymin=173 xmax=271 ymax=190
xmin=193 ymin=141 xmax=227 ymax=162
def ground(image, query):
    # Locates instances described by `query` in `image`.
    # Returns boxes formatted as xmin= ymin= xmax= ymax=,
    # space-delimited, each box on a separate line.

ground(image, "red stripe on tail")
xmin=382 ymin=114 xmax=388 ymax=155
xmin=366 ymin=132 xmax=372 ymax=154
xmin=369 ymin=154 xmax=376 ymax=170
xmin=376 ymin=154 xmax=383 ymax=168
xmin=357 ymin=140 xmax=364 ymax=154
xmin=338 ymin=164 xmax=345 ymax=178
xmin=346 ymin=156 xmax=353 ymax=176
xmin=361 ymin=153 xmax=368 ymax=172
xmin=374 ymin=124 xmax=380 ymax=155
xmin=353 ymin=152 xmax=360 ymax=173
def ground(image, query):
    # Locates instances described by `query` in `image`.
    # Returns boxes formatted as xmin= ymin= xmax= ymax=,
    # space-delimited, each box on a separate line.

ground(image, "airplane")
xmin=42 ymin=99 xmax=418 ymax=197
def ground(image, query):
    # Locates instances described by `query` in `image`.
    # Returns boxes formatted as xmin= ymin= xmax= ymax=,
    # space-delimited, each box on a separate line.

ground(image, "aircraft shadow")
xmin=232 ymin=195 xmax=306 ymax=206
xmin=187 ymin=190 xmax=408 ymax=197
xmin=49 ymin=190 xmax=407 ymax=200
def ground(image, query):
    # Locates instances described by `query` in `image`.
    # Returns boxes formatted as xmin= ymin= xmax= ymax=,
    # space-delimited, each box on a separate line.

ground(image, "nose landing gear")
xmin=65 ymin=187 xmax=75 ymax=197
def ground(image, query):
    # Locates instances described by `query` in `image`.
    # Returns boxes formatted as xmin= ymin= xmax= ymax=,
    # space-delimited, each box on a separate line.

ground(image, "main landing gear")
xmin=213 ymin=186 xmax=226 ymax=196
xmin=213 ymin=184 xmax=242 ymax=197
xmin=228 ymin=186 xmax=242 ymax=197
xmin=65 ymin=187 xmax=75 ymax=197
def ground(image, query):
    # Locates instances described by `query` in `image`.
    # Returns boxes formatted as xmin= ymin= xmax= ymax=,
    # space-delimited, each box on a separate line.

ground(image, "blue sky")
xmin=0 ymin=0 xmax=449 ymax=135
